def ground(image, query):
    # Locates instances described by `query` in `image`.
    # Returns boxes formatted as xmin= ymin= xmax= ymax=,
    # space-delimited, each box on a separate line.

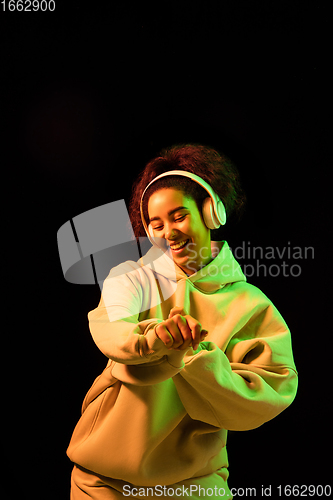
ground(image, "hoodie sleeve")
xmin=172 ymin=285 xmax=298 ymax=431
xmin=87 ymin=262 xmax=187 ymax=381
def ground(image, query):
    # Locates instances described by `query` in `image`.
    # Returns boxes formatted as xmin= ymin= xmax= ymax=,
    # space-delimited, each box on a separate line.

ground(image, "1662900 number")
xmin=1 ymin=0 xmax=55 ymax=10
xmin=277 ymin=484 xmax=331 ymax=496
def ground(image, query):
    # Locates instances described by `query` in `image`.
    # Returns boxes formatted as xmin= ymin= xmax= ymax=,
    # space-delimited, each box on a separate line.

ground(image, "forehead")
xmin=148 ymin=188 xmax=195 ymax=215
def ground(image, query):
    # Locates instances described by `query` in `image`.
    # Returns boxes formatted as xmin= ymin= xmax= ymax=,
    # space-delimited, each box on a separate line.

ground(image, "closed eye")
xmin=151 ymin=214 xmax=187 ymax=232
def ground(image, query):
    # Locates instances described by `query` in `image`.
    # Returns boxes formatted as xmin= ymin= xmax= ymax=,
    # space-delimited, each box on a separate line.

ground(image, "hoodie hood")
xmin=139 ymin=240 xmax=246 ymax=293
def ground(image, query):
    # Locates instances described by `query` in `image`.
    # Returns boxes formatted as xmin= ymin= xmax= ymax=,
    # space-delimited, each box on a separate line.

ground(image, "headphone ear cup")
xmin=202 ymin=197 xmax=220 ymax=229
xmin=148 ymin=224 xmax=154 ymax=238
xmin=216 ymin=200 xmax=227 ymax=226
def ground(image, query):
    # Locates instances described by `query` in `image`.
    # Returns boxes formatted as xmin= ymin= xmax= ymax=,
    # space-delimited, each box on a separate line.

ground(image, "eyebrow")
xmin=149 ymin=206 xmax=189 ymax=223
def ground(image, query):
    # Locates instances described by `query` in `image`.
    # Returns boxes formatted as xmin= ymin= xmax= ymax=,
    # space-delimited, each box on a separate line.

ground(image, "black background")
xmin=1 ymin=1 xmax=331 ymax=499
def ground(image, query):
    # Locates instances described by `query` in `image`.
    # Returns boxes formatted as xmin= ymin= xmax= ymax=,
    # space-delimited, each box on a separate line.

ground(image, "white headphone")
xmin=140 ymin=170 xmax=227 ymax=242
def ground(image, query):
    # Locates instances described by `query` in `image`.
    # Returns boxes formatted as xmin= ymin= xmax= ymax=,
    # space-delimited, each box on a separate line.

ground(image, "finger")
xmin=164 ymin=314 xmax=191 ymax=350
xmin=175 ymin=329 xmax=194 ymax=350
xmin=168 ymin=306 xmax=188 ymax=318
xmin=185 ymin=316 xmax=203 ymax=351
xmin=173 ymin=327 xmax=208 ymax=351
xmin=198 ymin=329 xmax=209 ymax=348
xmin=173 ymin=314 xmax=194 ymax=348
xmin=200 ymin=329 xmax=209 ymax=339
xmin=159 ymin=316 xmax=189 ymax=349
xmin=165 ymin=319 xmax=185 ymax=349
xmin=155 ymin=323 xmax=174 ymax=347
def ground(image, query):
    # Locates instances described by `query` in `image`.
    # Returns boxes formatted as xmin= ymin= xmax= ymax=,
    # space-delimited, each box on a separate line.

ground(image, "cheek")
xmin=191 ymin=217 xmax=209 ymax=240
xmin=177 ymin=219 xmax=192 ymax=235
xmin=180 ymin=214 xmax=208 ymax=239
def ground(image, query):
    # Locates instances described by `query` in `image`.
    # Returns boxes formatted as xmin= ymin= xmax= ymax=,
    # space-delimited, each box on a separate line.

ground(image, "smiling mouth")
xmin=169 ymin=239 xmax=190 ymax=252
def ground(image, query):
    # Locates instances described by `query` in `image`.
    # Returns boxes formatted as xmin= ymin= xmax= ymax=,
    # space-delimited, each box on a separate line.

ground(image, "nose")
xmin=164 ymin=223 xmax=177 ymax=241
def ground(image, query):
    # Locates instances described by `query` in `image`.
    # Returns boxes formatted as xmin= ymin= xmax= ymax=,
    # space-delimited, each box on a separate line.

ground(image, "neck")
xmin=179 ymin=241 xmax=222 ymax=276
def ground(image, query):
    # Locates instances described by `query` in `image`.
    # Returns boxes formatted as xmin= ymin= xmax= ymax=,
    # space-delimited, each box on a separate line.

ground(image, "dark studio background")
xmin=1 ymin=1 xmax=331 ymax=499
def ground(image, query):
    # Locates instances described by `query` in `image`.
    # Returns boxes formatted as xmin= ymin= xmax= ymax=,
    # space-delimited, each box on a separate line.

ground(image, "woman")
xmin=67 ymin=144 xmax=298 ymax=499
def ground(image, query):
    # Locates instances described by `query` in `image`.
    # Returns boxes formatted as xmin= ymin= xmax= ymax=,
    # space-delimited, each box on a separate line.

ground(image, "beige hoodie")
xmin=67 ymin=241 xmax=298 ymax=486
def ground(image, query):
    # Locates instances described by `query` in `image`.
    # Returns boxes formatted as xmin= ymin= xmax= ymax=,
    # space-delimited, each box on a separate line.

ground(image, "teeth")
xmin=170 ymin=239 xmax=189 ymax=250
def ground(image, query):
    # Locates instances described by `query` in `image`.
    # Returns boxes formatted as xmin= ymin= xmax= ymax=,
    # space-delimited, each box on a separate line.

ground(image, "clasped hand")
xmin=155 ymin=306 xmax=208 ymax=351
